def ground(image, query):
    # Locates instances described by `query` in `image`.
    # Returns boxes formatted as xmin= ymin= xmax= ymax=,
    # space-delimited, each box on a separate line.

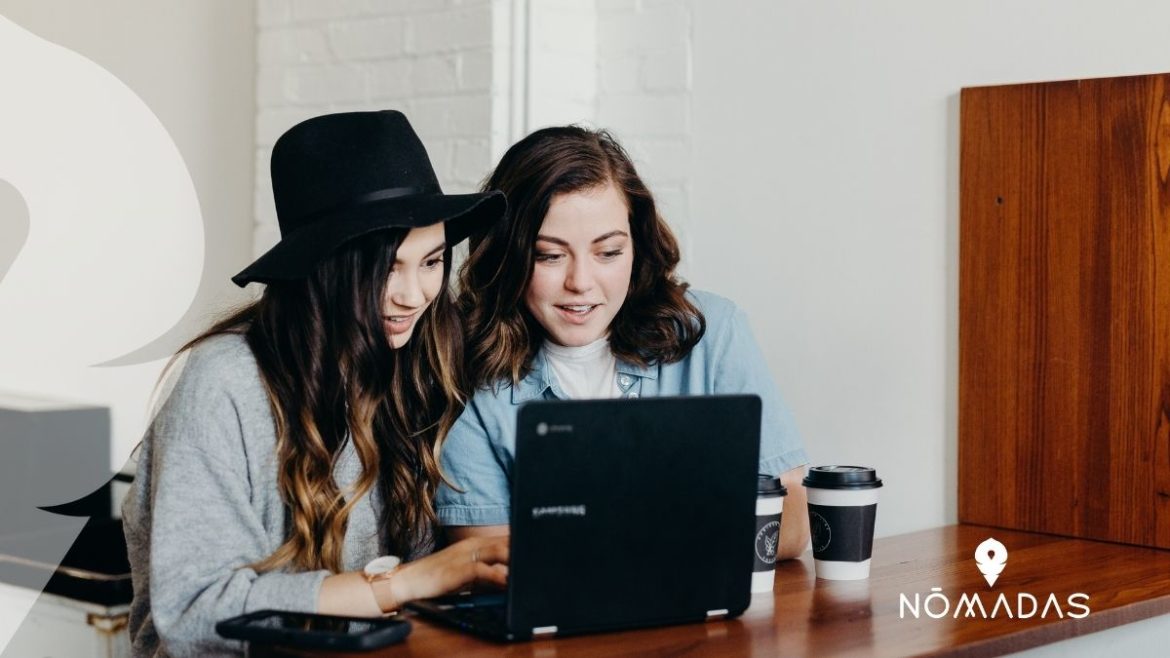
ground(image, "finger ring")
xmin=471 ymin=549 xmax=480 ymax=564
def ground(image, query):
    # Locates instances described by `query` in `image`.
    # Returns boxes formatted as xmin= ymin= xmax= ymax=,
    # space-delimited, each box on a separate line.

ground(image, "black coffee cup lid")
xmin=802 ymin=465 xmax=882 ymax=490
xmin=757 ymin=474 xmax=788 ymax=496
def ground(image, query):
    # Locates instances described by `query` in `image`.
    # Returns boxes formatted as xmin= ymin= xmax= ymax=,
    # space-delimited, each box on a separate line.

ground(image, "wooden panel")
xmin=959 ymin=73 xmax=1170 ymax=548
xmin=259 ymin=525 xmax=1170 ymax=658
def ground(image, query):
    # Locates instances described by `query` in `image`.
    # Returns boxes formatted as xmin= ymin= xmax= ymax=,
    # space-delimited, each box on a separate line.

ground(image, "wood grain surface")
xmin=256 ymin=525 xmax=1170 ymax=658
xmin=959 ymin=72 xmax=1170 ymax=548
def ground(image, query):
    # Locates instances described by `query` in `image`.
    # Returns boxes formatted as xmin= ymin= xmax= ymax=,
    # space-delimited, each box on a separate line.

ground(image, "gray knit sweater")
xmin=122 ymin=334 xmax=401 ymax=657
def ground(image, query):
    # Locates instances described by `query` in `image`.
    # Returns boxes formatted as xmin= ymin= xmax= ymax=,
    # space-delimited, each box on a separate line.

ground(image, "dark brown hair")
xmin=178 ymin=229 xmax=463 ymax=572
xmin=459 ymin=126 xmax=704 ymax=388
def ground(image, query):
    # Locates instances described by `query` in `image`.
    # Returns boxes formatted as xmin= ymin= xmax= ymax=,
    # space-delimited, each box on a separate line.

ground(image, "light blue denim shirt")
xmin=436 ymin=289 xmax=809 ymax=526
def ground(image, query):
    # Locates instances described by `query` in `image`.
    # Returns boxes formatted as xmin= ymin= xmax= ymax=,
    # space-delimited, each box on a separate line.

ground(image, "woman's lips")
xmin=554 ymin=304 xmax=599 ymax=325
xmin=383 ymin=312 xmax=417 ymax=334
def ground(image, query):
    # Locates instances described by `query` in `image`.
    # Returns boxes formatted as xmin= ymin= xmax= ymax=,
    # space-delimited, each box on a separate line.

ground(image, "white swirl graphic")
xmin=0 ymin=13 xmax=203 ymax=651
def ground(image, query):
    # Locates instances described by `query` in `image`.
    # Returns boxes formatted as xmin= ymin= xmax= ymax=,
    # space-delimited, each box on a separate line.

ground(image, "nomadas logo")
xmin=899 ymin=537 xmax=1090 ymax=620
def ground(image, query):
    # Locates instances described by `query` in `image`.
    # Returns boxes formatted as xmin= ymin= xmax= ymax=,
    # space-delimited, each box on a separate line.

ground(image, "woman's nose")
xmin=389 ymin=270 xmax=425 ymax=308
xmin=564 ymin=259 xmax=595 ymax=293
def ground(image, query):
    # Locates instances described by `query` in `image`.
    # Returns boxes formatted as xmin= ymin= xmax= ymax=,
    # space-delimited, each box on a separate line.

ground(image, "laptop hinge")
xmin=706 ymin=609 xmax=729 ymax=620
xmin=532 ymin=625 xmax=558 ymax=637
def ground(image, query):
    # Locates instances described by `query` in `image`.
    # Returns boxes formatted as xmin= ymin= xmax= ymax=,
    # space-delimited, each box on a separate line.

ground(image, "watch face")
xmin=364 ymin=555 xmax=401 ymax=576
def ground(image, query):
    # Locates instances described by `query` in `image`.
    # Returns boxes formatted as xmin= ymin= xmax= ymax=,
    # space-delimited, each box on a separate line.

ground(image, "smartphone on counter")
xmin=216 ymin=609 xmax=411 ymax=651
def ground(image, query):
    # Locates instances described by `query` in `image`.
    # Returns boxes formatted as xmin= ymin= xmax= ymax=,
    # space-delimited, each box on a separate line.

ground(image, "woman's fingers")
xmin=402 ymin=536 xmax=511 ymax=599
xmin=473 ymin=536 xmax=510 ymax=565
xmin=474 ymin=561 xmax=509 ymax=588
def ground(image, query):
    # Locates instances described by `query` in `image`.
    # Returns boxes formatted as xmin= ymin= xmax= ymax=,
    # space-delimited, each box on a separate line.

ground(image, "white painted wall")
xmin=690 ymin=0 xmax=1170 ymax=538
xmin=528 ymin=0 xmax=596 ymax=129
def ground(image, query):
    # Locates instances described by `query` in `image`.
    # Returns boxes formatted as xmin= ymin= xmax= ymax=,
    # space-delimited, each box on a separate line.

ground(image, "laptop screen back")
xmin=508 ymin=394 xmax=762 ymax=636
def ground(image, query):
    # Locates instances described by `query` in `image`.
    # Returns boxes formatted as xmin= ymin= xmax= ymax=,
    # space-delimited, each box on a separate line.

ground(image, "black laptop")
xmin=409 ymin=394 xmax=762 ymax=641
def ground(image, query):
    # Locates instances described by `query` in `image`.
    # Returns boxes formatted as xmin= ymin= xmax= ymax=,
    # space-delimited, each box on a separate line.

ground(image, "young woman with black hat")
xmin=122 ymin=111 xmax=509 ymax=656
xmin=435 ymin=126 xmax=811 ymax=559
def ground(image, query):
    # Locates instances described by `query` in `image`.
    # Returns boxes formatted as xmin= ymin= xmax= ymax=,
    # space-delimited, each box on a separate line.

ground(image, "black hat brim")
xmin=232 ymin=190 xmax=505 ymax=287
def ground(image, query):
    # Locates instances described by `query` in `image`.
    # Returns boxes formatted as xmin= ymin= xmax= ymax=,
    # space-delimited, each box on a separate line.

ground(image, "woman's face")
xmin=524 ymin=181 xmax=634 ymax=347
xmin=383 ymin=223 xmax=446 ymax=348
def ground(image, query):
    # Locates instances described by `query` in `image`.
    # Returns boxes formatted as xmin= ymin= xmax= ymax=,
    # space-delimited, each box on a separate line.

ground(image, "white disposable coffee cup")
xmin=803 ymin=466 xmax=882 ymax=581
xmin=751 ymin=474 xmax=787 ymax=592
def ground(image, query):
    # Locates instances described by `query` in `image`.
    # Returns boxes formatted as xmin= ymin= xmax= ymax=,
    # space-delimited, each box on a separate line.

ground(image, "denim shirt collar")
xmin=510 ymin=347 xmax=659 ymax=404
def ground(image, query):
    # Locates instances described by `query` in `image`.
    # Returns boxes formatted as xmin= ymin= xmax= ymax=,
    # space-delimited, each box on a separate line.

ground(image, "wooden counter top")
xmin=260 ymin=524 xmax=1170 ymax=657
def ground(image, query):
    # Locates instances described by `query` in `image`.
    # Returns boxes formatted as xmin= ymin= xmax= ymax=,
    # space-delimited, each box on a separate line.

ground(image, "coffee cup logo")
xmin=974 ymin=538 xmax=1008 ymax=587
xmin=755 ymin=520 xmax=780 ymax=564
xmin=809 ymin=511 xmax=832 ymax=553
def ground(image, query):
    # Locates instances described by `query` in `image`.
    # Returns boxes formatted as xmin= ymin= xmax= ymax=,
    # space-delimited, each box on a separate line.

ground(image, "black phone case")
xmin=215 ymin=609 xmax=411 ymax=651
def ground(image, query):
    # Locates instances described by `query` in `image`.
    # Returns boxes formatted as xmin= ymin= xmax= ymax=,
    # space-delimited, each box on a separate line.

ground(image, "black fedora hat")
xmin=232 ymin=110 xmax=505 ymax=287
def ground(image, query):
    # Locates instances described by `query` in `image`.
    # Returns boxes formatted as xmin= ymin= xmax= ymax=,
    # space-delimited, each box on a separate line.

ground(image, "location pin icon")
xmin=975 ymin=538 xmax=1008 ymax=587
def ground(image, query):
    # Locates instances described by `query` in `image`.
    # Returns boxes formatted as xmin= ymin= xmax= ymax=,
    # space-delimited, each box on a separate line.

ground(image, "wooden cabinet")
xmin=959 ymin=72 xmax=1170 ymax=548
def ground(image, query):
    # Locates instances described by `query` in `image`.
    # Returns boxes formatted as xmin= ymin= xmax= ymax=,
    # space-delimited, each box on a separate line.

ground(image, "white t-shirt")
xmin=542 ymin=336 xmax=621 ymax=399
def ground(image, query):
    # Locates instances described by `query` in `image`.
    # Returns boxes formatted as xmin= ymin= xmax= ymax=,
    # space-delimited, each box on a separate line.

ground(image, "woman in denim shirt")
xmin=437 ymin=127 xmax=810 ymax=559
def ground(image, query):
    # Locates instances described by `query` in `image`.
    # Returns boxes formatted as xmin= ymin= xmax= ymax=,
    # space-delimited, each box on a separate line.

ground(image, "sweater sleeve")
xmin=130 ymin=340 xmax=330 ymax=657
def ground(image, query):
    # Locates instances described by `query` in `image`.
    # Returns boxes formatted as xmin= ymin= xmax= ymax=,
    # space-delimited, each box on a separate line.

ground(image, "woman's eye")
xmin=423 ymin=257 xmax=444 ymax=269
xmin=600 ymin=249 xmax=624 ymax=260
xmin=535 ymin=252 xmax=564 ymax=263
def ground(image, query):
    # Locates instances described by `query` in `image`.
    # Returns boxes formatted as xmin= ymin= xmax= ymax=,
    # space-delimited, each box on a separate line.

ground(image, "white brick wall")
xmin=410 ymin=6 xmax=493 ymax=52
xmin=251 ymin=0 xmax=694 ymax=263
xmin=258 ymin=27 xmax=331 ymax=64
xmin=327 ymin=17 xmax=407 ymax=59
xmin=252 ymin=0 xmax=500 ymax=258
xmin=596 ymin=0 xmax=694 ymax=263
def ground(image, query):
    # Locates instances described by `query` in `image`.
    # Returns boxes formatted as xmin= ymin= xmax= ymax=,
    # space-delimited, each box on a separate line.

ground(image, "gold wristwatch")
xmin=363 ymin=555 xmax=402 ymax=583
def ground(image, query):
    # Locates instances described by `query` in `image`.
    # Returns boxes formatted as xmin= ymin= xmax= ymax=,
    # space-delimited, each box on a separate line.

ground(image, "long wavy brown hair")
xmin=178 ymin=229 xmax=463 ymax=573
xmin=459 ymin=126 xmax=704 ymax=389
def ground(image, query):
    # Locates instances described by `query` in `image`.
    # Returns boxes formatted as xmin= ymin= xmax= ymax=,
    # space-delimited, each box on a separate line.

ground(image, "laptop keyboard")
xmin=417 ymin=592 xmax=509 ymax=634
xmin=450 ymin=601 xmax=508 ymax=630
